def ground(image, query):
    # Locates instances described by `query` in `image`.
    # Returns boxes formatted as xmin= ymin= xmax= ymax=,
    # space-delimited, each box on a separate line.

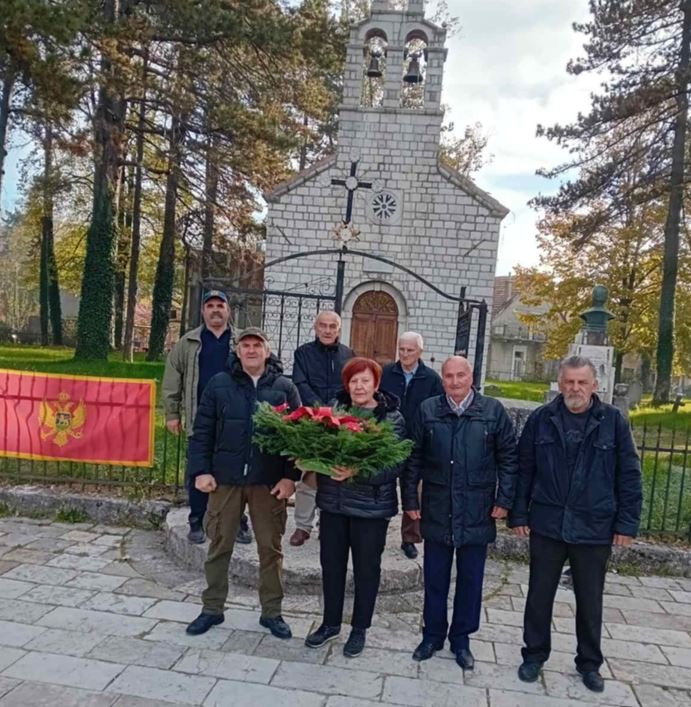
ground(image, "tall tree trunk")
xmin=123 ymin=50 xmax=148 ymax=362
xmin=147 ymin=114 xmax=184 ymax=360
xmin=614 ymin=350 xmax=623 ymax=384
xmin=39 ymin=215 xmax=49 ymax=346
xmin=113 ymin=164 xmax=131 ymax=349
xmin=0 ymin=67 xmax=16 ymax=212
xmin=43 ymin=128 xmax=62 ymax=345
xmin=75 ymin=0 xmax=126 ymax=360
xmin=653 ymin=1 xmax=691 ymax=405
xmin=201 ymin=131 xmax=219 ymax=282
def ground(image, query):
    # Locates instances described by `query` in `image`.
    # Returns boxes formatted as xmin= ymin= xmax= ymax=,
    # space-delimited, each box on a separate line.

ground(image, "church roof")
xmin=436 ymin=161 xmax=509 ymax=218
xmin=265 ymin=155 xmax=509 ymax=220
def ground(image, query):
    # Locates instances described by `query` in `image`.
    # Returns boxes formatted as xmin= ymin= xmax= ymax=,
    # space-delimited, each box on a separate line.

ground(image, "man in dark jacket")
xmin=403 ymin=356 xmax=518 ymax=671
xmin=185 ymin=328 xmax=301 ymax=640
xmin=381 ymin=331 xmax=443 ymax=560
xmin=509 ymin=355 xmax=641 ymax=694
xmin=289 ymin=311 xmax=354 ymax=546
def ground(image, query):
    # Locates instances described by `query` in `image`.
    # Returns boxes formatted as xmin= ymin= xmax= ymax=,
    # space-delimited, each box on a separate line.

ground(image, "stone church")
xmin=263 ymin=0 xmax=507 ymax=377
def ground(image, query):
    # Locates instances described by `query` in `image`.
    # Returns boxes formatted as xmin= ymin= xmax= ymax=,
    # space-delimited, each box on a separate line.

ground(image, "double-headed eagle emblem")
xmin=39 ymin=392 xmax=86 ymax=447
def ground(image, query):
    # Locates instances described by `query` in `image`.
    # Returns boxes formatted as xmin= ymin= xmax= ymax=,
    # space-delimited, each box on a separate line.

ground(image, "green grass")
xmin=640 ymin=455 xmax=691 ymax=536
xmin=0 ymin=345 xmax=164 ymax=382
xmin=630 ymin=403 xmax=691 ymax=431
xmin=54 ymin=507 xmax=91 ymax=524
xmin=484 ymin=379 xmax=548 ymax=403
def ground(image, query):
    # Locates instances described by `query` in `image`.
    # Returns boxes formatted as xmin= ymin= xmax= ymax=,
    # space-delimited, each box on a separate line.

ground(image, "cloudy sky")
xmin=441 ymin=0 xmax=592 ymax=274
xmin=1 ymin=0 xmax=593 ymax=277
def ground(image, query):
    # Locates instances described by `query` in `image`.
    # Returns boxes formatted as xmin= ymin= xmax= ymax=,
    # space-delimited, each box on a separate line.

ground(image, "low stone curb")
xmin=0 ymin=485 xmax=171 ymax=529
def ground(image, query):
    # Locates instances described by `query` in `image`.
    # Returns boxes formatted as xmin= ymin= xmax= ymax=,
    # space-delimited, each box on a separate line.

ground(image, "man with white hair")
xmin=509 ymin=355 xmax=641 ymax=693
xmin=289 ymin=310 xmax=354 ymax=546
xmin=381 ymin=332 xmax=443 ymax=559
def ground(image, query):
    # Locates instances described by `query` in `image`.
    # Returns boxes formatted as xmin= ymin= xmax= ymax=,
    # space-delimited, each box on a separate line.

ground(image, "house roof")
xmin=265 ymin=155 xmax=509 ymax=219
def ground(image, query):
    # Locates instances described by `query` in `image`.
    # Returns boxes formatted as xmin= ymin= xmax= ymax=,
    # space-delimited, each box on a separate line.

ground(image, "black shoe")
xmin=343 ymin=628 xmax=366 ymax=658
xmin=412 ymin=639 xmax=444 ymax=662
xmin=454 ymin=647 xmax=475 ymax=670
xmin=305 ymin=624 xmax=341 ymax=648
xmin=187 ymin=526 xmax=205 ymax=544
xmin=236 ymin=516 xmax=253 ymax=545
xmin=518 ymin=661 xmax=543 ymax=682
xmin=260 ymin=615 xmax=292 ymax=640
xmin=186 ymin=612 xmax=224 ymax=635
xmin=580 ymin=670 xmax=604 ymax=692
xmin=401 ymin=542 xmax=418 ymax=559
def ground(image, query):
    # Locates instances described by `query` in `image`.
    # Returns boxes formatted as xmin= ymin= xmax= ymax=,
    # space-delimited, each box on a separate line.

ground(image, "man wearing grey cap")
xmin=185 ymin=327 xmax=302 ymax=639
xmin=162 ymin=290 xmax=252 ymax=545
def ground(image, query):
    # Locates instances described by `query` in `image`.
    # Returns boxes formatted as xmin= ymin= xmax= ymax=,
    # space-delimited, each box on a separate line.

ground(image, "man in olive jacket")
xmin=161 ymin=290 xmax=251 ymax=546
xmin=509 ymin=355 xmax=641 ymax=694
xmin=185 ymin=328 xmax=301 ymax=640
xmin=403 ymin=356 xmax=518 ymax=671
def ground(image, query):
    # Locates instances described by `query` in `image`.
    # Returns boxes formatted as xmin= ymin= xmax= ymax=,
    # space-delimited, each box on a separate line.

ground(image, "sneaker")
xmin=236 ymin=515 xmax=253 ymax=545
xmin=518 ymin=661 xmax=543 ymax=682
xmin=580 ymin=670 xmax=605 ymax=692
xmin=305 ymin=624 xmax=341 ymax=648
xmin=187 ymin=526 xmax=205 ymax=544
xmin=289 ymin=529 xmax=311 ymax=547
xmin=343 ymin=628 xmax=366 ymax=658
xmin=186 ymin=612 xmax=224 ymax=635
xmin=401 ymin=542 xmax=418 ymax=559
xmin=259 ymin=615 xmax=292 ymax=640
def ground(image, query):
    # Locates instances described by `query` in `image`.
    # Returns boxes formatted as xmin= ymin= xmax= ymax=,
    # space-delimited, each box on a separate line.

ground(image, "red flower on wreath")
xmin=273 ymin=403 xmax=290 ymax=413
xmin=279 ymin=405 xmax=364 ymax=432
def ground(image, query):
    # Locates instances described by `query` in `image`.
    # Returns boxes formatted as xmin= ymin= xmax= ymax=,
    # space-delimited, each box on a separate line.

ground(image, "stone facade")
xmin=264 ymin=0 xmax=507 ymax=375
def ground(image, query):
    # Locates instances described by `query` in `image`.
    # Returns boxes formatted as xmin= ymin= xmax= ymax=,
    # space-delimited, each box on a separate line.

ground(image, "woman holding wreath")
xmin=304 ymin=357 xmax=407 ymax=658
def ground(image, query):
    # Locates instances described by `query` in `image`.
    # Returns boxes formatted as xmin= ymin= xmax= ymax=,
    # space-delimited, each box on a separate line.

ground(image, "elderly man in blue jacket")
xmin=509 ymin=355 xmax=641 ymax=694
xmin=289 ymin=311 xmax=354 ymax=546
xmin=403 ymin=356 xmax=518 ymax=671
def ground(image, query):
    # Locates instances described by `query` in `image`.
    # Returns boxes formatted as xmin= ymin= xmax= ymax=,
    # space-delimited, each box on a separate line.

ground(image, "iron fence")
xmin=1 ymin=416 xmax=689 ymax=540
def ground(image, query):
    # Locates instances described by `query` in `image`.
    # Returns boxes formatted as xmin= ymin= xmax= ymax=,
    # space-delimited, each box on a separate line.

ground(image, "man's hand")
xmin=491 ymin=505 xmax=508 ymax=519
xmin=513 ymin=526 xmax=530 ymax=537
xmin=405 ymin=510 xmax=421 ymax=520
xmin=613 ymin=534 xmax=634 ymax=547
xmin=271 ymin=478 xmax=296 ymax=500
xmin=195 ymin=474 xmax=217 ymax=493
xmin=166 ymin=419 xmax=182 ymax=435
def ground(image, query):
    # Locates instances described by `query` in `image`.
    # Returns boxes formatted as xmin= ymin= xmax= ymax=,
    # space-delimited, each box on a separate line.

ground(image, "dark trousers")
xmin=423 ymin=540 xmax=487 ymax=650
xmin=319 ymin=510 xmax=389 ymax=631
xmin=523 ymin=532 xmax=611 ymax=672
xmin=400 ymin=481 xmax=422 ymax=544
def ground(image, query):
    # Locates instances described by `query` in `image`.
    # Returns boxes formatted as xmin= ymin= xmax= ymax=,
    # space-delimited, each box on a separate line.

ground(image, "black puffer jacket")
xmin=316 ymin=390 xmax=407 ymax=519
xmin=508 ymin=394 xmax=641 ymax=544
xmin=403 ymin=391 xmax=518 ymax=547
xmin=188 ymin=353 xmax=301 ymax=486
xmin=292 ymin=338 xmax=354 ymax=406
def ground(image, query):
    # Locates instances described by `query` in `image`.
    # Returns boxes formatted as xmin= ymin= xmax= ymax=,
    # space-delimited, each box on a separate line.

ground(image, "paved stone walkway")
xmin=0 ymin=515 xmax=690 ymax=706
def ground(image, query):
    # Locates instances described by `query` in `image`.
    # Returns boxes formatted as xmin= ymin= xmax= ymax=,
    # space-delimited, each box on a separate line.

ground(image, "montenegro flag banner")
xmin=0 ymin=369 xmax=156 ymax=467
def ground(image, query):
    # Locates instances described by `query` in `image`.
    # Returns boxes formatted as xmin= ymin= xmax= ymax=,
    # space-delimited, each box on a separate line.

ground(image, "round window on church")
xmin=372 ymin=191 xmax=398 ymax=220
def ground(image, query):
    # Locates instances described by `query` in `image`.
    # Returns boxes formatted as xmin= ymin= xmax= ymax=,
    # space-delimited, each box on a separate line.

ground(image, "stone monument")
xmin=570 ymin=284 xmax=615 ymax=404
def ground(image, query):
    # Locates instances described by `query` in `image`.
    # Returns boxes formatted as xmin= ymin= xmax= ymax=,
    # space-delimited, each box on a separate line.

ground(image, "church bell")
xmin=403 ymin=53 xmax=422 ymax=84
xmin=366 ymin=51 xmax=383 ymax=78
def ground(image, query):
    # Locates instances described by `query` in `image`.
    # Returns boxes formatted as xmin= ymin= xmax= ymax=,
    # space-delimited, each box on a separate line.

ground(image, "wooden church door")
xmin=350 ymin=291 xmax=398 ymax=365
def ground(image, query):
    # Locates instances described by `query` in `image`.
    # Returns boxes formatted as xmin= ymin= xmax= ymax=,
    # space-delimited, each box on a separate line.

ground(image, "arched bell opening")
xmin=401 ymin=32 xmax=428 ymax=109
xmin=361 ymin=31 xmax=388 ymax=108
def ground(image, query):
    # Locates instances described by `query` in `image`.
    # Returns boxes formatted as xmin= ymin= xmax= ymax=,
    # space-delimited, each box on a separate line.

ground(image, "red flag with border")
xmin=0 ymin=369 xmax=155 ymax=466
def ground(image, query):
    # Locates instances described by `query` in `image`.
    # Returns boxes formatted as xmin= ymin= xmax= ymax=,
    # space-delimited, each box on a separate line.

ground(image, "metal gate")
xmin=194 ymin=246 xmax=489 ymax=384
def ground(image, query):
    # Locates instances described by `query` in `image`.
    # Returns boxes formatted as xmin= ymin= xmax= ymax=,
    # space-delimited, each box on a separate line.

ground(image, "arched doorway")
xmin=350 ymin=290 xmax=398 ymax=364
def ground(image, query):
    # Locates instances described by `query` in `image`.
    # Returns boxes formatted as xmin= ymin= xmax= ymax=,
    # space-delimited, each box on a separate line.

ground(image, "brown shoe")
xmin=290 ymin=529 xmax=310 ymax=546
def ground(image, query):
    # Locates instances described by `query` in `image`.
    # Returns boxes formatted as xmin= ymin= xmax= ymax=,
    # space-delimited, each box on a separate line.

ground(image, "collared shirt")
xmin=402 ymin=363 xmax=419 ymax=387
xmin=446 ymin=389 xmax=474 ymax=416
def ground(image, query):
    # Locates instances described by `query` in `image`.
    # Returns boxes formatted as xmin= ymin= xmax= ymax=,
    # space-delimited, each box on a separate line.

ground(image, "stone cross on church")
xmin=263 ymin=0 xmax=508 ymax=374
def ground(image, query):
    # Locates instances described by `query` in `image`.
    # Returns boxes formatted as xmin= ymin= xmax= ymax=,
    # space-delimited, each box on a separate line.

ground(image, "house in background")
xmin=487 ymin=276 xmax=556 ymax=381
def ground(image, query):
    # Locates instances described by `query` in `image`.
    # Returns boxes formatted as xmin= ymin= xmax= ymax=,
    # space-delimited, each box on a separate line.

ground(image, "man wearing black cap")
xmin=162 ymin=290 xmax=252 ymax=545
xmin=185 ymin=327 xmax=301 ymax=639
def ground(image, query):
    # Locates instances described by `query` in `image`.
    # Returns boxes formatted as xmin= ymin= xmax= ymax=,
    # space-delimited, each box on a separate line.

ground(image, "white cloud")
xmin=440 ymin=0 xmax=593 ymax=274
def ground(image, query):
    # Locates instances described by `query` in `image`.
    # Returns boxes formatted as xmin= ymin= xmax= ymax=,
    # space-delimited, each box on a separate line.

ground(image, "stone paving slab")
xmin=0 ymin=517 xmax=690 ymax=705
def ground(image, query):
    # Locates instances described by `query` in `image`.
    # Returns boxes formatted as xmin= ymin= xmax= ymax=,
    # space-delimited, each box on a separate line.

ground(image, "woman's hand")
xmin=331 ymin=466 xmax=357 ymax=482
